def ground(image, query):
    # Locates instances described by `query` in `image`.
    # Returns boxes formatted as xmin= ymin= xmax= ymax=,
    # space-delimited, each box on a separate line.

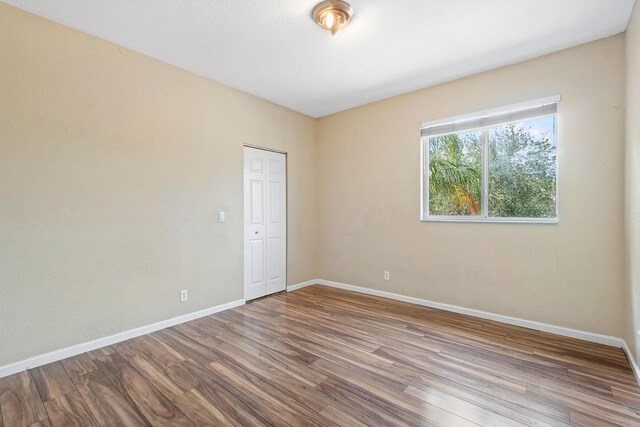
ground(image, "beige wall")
xmin=0 ymin=1 xmax=633 ymax=369
xmin=317 ymin=36 xmax=627 ymax=337
xmin=626 ymin=2 xmax=640 ymax=365
xmin=0 ymin=4 xmax=317 ymax=366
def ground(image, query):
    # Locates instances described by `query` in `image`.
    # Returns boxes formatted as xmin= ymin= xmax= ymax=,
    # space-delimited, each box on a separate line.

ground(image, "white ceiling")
xmin=2 ymin=0 xmax=636 ymax=117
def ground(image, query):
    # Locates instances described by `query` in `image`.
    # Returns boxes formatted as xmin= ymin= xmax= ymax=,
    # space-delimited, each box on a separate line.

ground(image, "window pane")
xmin=488 ymin=116 xmax=557 ymax=218
xmin=428 ymin=131 xmax=482 ymax=216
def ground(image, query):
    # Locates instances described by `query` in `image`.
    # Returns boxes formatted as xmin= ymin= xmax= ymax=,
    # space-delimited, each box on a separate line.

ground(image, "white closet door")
xmin=264 ymin=150 xmax=286 ymax=295
xmin=244 ymin=147 xmax=286 ymax=300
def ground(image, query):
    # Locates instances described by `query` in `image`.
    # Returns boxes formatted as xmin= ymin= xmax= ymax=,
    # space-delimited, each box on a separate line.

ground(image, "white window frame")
xmin=420 ymin=96 xmax=560 ymax=224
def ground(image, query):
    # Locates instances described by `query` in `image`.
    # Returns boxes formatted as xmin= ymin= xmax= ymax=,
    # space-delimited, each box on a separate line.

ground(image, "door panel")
xmin=268 ymin=237 xmax=281 ymax=280
xmin=244 ymin=147 xmax=286 ymax=300
xmin=250 ymin=239 xmax=264 ymax=284
xmin=250 ymin=157 xmax=264 ymax=173
xmin=250 ymin=180 xmax=264 ymax=224
xmin=265 ymin=151 xmax=286 ymax=295
xmin=269 ymin=182 xmax=281 ymax=223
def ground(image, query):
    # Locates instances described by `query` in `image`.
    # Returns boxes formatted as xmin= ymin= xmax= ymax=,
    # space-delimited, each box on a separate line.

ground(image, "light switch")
xmin=218 ymin=211 xmax=225 ymax=222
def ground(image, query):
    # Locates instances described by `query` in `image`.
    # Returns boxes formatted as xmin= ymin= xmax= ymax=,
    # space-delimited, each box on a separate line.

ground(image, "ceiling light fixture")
xmin=312 ymin=0 xmax=353 ymax=36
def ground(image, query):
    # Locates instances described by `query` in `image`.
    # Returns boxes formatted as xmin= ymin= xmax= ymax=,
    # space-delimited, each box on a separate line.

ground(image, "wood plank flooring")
xmin=2 ymin=285 xmax=640 ymax=426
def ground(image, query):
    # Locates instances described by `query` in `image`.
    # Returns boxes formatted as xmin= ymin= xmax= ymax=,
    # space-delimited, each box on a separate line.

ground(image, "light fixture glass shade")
xmin=325 ymin=11 xmax=335 ymax=29
xmin=312 ymin=1 xmax=353 ymax=36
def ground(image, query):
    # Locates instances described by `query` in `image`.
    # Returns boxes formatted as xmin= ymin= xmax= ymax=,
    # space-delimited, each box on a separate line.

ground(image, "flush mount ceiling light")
xmin=312 ymin=0 xmax=353 ymax=36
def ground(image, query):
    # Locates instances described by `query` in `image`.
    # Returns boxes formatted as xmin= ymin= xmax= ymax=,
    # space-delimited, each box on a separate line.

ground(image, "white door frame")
xmin=243 ymin=144 xmax=287 ymax=301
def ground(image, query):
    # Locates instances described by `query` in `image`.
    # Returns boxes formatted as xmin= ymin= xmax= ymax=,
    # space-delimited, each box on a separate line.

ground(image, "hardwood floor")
xmin=2 ymin=285 xmax=640 ymax=426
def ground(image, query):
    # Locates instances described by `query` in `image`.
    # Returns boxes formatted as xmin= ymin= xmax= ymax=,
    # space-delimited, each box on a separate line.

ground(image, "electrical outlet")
xmin=384 ymin=271 xmax=390 ymax=281
xmin=180 ymin=289 xmax=188 ymax=302
xmin=218 ymin=211 xmax=225 ymax=222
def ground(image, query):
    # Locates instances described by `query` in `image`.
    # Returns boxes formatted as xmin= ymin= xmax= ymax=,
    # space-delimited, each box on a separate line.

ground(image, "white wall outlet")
xmin=384 ymin=271 xmax=390 ymax=281
xmin=180 ymin=289 xmax=188 ymax=302
xmin=218 ymin=211 xmax=225 ymax=222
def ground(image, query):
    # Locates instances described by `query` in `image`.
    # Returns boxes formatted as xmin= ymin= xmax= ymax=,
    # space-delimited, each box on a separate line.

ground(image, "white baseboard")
xmin=4 ymin=278 xmax=639 ymax=385
xmin=287 ymin=279 xmax=318 ymax=292
xmin=622 ymin=340 xmax=640 ymax=384
xmin=0 ymin=298 xmax=245 ymax=379
xmin=290 ymin=279 xmax=624 ymax=347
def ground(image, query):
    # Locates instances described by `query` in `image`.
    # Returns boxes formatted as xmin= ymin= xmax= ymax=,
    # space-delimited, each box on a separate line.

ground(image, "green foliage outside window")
xmin=428 ymin=116 xmax=556 ymax=219
xmin=429 ymin=131 xmax=482 ymax=216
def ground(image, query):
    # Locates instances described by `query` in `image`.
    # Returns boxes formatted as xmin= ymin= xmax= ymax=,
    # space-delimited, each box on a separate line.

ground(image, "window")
xmin=421 ymin=97 xmax=558 ymax=223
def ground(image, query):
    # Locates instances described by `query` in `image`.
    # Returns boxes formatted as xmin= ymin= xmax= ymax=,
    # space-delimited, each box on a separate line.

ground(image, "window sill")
xmin=421 ymin=216 xmax=558 ymax=224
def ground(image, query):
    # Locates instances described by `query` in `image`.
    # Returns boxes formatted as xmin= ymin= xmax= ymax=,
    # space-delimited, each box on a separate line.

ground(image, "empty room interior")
xmin=3 ymin=0 xmax=640 ymax=425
